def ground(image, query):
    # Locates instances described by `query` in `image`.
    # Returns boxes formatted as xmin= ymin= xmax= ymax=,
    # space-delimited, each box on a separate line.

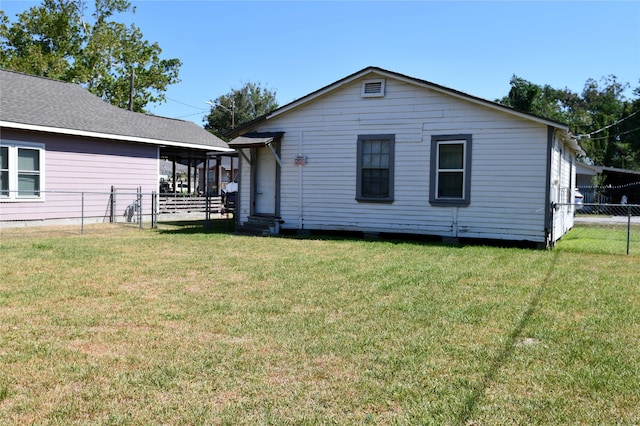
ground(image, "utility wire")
xmin=577 ymin=110 xmax=639 ymax=138
xmin=582 ymin=126 xmax=640 ymax=141
xmin=167 ymin=97 xmax=210 ymax=110
xmin=175 ymin=111 xmax=209 ymax=119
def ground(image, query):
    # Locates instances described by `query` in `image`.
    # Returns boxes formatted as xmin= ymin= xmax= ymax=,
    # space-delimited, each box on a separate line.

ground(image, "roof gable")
xmin=229 ymin=66 xmax=582 ymax=155
xmin=270 ymin=67 xmax=570 ymax=128
xmin=0 ymin=69 xmax=230 ymax=152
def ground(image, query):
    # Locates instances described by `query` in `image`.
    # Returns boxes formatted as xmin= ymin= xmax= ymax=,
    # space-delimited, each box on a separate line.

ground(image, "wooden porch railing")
xmin=159 ymin=195 xmax=223 ymax=214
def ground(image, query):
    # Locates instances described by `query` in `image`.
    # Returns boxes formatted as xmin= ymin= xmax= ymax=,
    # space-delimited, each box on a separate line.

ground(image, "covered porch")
xmin=227 ymin=132 xmax=284 ymax=234
xmin=159 ymin=145 xmax=237 ymax=217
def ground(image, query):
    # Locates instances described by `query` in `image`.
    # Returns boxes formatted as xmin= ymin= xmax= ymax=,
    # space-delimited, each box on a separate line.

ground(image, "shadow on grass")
xmin=456 ymin=250 xmax=560 ymax=424
xmin=292 ymin=230 xmax=541 ymax=251
xmin=155 ymin=221 xmax=546 ymax=252
xmin=156 ymin=218 xmax=235 ymax=235
xmin=155 ymin=220 xmax=450 ymax=247
xmin=157 ymin=222 xmax=452 ymax=247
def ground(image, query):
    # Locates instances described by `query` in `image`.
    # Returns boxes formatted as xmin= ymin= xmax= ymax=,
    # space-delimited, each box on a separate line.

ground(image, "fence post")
xmin=627 ymin=205 xmax=632 ymax=255
xmin=138 ymin=187 xmax=143 ymax=229
xmin=152 ymin=191 xmax=157 ymax=228
xmin=110 ymin=185 xmax=115 ymax=223
xmin=81 ymin=191 xmax=85 ymax=235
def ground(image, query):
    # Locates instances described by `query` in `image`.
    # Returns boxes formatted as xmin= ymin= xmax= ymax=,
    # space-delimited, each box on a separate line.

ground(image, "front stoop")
xmin=237 ymin=216 xmax=283 ymax=236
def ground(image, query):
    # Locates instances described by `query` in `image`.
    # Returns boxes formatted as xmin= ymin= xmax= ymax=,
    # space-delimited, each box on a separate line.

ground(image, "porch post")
xmin=266 ymin=142 xmax=282 ymax=167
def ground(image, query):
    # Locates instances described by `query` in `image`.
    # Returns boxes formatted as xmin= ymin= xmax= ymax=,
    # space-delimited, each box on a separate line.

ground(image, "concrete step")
xmin=237 ymin=216 xmax=282 ymax=236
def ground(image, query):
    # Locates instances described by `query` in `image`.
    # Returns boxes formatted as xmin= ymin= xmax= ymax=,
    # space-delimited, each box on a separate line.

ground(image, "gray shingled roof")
xmin=0 ymin=69 xmax=229 ymax=151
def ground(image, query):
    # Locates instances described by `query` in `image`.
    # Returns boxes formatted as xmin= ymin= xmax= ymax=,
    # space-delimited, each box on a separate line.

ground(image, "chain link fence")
xmin=1 ymin=189 xmax=226 ymax=234
xmin=0 ymin=188 xmax=155 ymax=233
xmin=3 ymin=188 xmax=638 ymax=254
xmin=558 ymin=202 xmax=640 ymax=255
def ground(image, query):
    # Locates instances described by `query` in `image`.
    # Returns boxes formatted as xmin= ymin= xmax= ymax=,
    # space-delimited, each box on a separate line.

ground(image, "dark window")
xmin=357 ymin=134 xmax=395 ymax=202
xmin=0 ymin=147 xmax=8 ymax=197
xmin=430 ymin=134 xmax=472 ymax=206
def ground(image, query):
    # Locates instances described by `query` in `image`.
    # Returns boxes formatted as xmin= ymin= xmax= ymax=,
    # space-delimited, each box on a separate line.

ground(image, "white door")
xmin=255 ymin=146 xmax=277 ymax=215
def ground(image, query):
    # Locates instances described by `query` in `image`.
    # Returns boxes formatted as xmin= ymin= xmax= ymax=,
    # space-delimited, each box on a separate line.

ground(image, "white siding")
xmin=550 ymin=136 xmax=576 ymax=242
xmin=241 ymin=76 xmax=566 ymax=243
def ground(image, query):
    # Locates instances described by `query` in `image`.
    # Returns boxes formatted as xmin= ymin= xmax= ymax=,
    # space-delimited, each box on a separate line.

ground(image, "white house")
xmin=228 ymin=67 xmax=583 ymax=247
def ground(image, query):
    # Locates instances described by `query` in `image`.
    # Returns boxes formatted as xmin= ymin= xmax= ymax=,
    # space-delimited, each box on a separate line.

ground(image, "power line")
xmin=175 ymin=111 xmax=208 ymax=119
xmin=582 ymin=126 xmax=640 ymax=141
xmin=577 ymin=110 xmax=639 ymax=138
xmin=167 ymin=97 xmax=209 ymax=110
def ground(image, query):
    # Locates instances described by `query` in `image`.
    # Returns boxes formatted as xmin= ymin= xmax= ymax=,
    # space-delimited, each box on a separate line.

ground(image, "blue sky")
xmin=3 ymin=1 xmax=640 ymax=125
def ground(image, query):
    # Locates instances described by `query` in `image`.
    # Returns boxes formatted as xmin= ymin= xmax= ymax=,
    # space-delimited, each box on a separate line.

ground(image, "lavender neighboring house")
xmin=0 ymin=69 xmax=231 ymax=226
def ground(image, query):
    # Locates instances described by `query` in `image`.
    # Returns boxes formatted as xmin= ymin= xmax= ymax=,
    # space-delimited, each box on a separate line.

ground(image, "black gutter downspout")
xmin=543 ymin=126 xmax=554 ymax=248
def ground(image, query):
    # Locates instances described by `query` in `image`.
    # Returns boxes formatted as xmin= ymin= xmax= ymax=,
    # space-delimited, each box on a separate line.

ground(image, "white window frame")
xmin=0 ymin=140 xmax=45 ymax=202
xmin=429 ymin=134 xmax=472 ymax=206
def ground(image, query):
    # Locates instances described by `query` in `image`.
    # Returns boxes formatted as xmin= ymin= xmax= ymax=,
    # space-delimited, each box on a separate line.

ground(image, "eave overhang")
xmin=228 ymin=132 xmax=285 ymax=148
xmin=0 ymin=120 xmax=234 ymax=153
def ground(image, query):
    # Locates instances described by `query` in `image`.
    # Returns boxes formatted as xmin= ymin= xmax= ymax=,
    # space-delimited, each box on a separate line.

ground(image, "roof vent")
xmin=361 ymin=79 xmax=385 ymax=97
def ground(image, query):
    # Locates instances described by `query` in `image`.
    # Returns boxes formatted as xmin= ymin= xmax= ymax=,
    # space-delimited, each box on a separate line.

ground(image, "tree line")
xmin=497 ymin=75 xmax=640 ymax=170
xmin=2 ymin=0 xmax=638 ymax=170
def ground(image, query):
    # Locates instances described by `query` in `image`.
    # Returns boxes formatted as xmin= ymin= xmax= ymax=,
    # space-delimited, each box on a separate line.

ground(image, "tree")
xmin=0 ymin=0 xmax=181 ymax=112
xmin=204 ymin=82 xmax=279 ymax=138
xmin=578 ymin=76 xmax=631 ymax=167
xmin=617 ymin=85 xmax=640 ymax=168
xmin=498 ymin=75 xmax=640 ymax=169
xmin=0 ymin=0 xmax=84 ymax=81
xmin=497 ymin=75 xmax=581 ymax=124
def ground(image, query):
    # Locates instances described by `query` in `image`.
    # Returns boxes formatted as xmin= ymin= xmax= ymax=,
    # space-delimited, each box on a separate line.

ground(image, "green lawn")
xmin=1 ymin=223 xmax=638 ymax=425
xmin=559 ymin=221 xmax=640 ymax=255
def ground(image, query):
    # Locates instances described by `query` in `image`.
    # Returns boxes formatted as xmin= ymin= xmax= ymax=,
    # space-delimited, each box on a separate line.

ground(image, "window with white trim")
xmin=0 ymin=141 xmax=45 ymax=200
xmin=430 ymin=134 xmax=471 ymax=206
xmin=356 ymin=134 xmax=395 ymax=202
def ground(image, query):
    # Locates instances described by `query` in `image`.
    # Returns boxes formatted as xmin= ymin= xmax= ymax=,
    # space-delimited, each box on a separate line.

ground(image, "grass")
xmin=0 ymin=223 xmax=638 ymax=424
xmin=558 ymin=222 xmax=640 ymax=255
